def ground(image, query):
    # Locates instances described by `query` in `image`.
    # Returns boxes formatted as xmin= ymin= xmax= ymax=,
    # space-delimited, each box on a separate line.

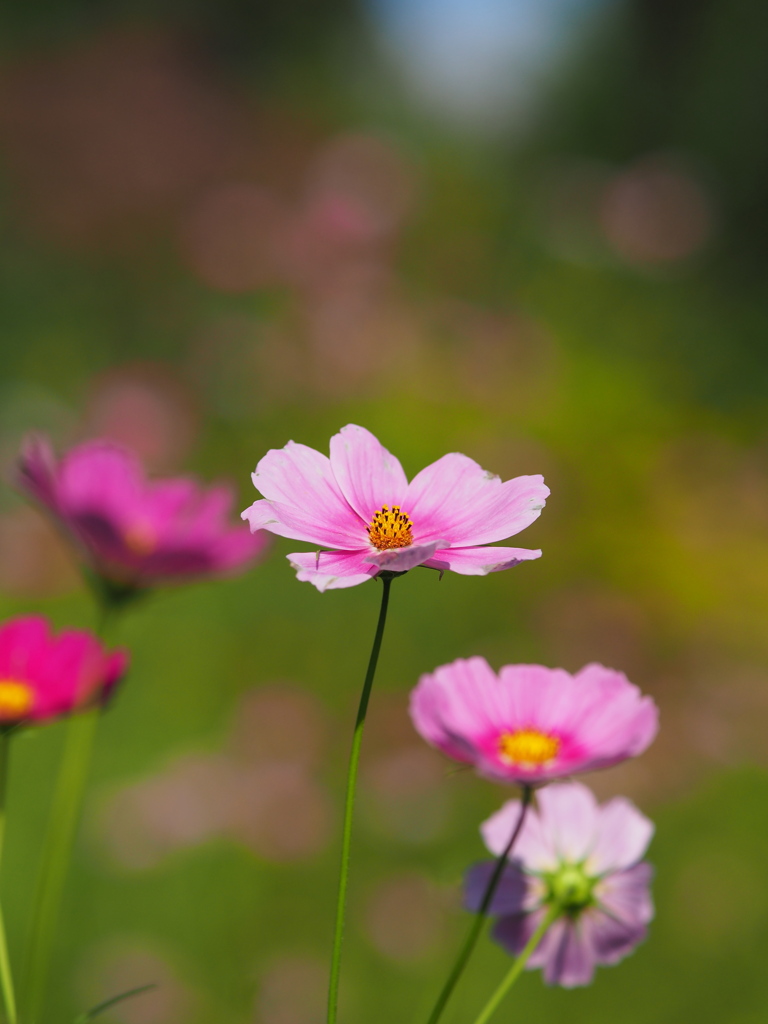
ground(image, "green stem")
xmin=424 ymin=785 xmax=533 ymax=1024
xmin=326 ymin=574 xmax=394 ymax=1024
xmin=22 ymin=600 xmax=116 ymax=1024
xmin=22 ymin=710 xmax=99 ymax=1024
xmin=470 ymin=903 xmax=560 ymax=1024
xmin=0 ymin=732 xmax=18 ymax=1024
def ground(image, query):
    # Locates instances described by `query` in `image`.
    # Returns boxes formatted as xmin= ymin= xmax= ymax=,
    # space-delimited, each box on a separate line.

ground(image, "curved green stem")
xmin=0 ymin=732 xmax=18 ymax=1024
xmin=22 ymin=601 xmax=116 ymax=1024
xmin=327 ymin=574 xmax=394 ymax=1024
xmin=424 ymin=785 xmax=533 ymax=1024
xmin=470 ymin=903 xmax=560 ymax=1024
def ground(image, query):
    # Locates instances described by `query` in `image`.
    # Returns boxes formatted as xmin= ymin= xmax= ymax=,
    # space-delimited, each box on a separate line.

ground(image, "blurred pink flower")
xmin=242 ymin=424 xmax=548 ymax=591
xmin=465 ymin=782 xmax=654 ymax=987
xmin=410 ymin=657 xmax=658 ymax=784
xmin=0 ymin=615 xmax=127 ymax=726
xmin=17 ymin=435 xmax=268 ymax=593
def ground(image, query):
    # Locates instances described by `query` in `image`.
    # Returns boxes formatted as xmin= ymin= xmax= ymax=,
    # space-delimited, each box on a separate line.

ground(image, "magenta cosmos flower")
xmin=410 ymin=658 xmax=658 ymax=784
xmin=465 ymin=782 xmax=654 ymax=987
xmin=241 ymin=424 xmax=549 ymax=591
xmin=17 ymin=435 xmax=268 ymax=592
xmin=0 ymin=615 xmax=128 ymax=727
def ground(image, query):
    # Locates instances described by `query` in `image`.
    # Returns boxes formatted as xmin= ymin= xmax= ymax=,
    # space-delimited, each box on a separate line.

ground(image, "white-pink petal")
xmin=250 ymin=441 xmax=363 ymax=547
xmin=329 ymin=424 xmax=408 ymax=522
xmin=481 ymin=798 xmax=558 ymax=873
xmin=287 ymin=550 xmax=379 ymax=591
xmin=586 ymin=798 xmax=654 ymax=876
xmin=242 ymin=497 xmax=362 ymax=549
xmin=405 ymin=453 xmax=548 ymax=547
xmin=537 ymin=783 xmax=600 ymax=864
xmin=367 ymin=540 xmax=444 ymax=571
xmin=425 ymin=545 xmax=542 ymax=575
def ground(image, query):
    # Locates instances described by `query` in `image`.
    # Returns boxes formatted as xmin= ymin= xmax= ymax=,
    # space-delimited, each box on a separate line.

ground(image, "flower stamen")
xmin=498 ymin=728 xmax=560 ymax=768
xmin=0 ymin=680 xmax=34 ymax=721
xmin=123 ymin=522 xmax=156 ymax=556
xmin=367 ymin=506 xmax=413 ymax=551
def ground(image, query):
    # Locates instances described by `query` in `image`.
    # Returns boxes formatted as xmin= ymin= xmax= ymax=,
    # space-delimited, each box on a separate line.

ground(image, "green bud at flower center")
xmin=549 ymin=864 xmax=593 ymax=912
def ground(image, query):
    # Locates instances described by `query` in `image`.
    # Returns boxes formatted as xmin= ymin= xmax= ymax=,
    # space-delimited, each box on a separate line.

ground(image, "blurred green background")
xmin=1 ymin=0 xmax=768 ymax=1021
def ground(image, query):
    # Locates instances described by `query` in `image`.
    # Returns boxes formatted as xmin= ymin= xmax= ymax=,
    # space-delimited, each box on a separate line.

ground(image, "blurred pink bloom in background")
xmin=242 ymin=423 xmax=548 ymax=591
xmin=17 ymin=434 xmax=268 ymax=592
xmin=94 ymin=686 xmax=333 ymax=870
xmin=465 ymin=782 xmax=654 ymax=987
xmin=410 ymin=657 xmax=658 ymax=784
xmin=0 ymin=614 xmax=127 ymax=725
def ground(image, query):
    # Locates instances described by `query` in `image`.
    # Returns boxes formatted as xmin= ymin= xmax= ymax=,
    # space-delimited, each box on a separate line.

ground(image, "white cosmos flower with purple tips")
xmin=464 ymin=782 xmax=655 ymax=988
xmin=242 ymin=424 xmax=549 ymax=591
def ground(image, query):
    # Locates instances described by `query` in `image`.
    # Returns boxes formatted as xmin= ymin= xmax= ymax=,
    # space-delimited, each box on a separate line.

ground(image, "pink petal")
xmin=463 ymin=861 xmax=528 ymax=915
xmin=404 ymin=453 xmax=548 ymax=546
xmin=481 ymin=799 xmax=558 ymax=873
xmin=250 ymin=440 xmax=363 ymax=546
xmin=145 ymin=478 xmax=202 ymax=533
xmin=287 ymin=550 xmax=380 ymax=592
xmin=425 ymin=545 xmax=541 ymax=576
xmin=594 ymin=863 xmax=655 ymax=928
xmin=409 ymin=657 xmax=505 ymax=763
xmin=242 ymin=497 xmax=362 ymax=549
xmin=580 ymin=904 xmax=649 ymax=966
xmin=494 ymin=663 xmax=576 ymax=733
xmin=0 ymin=616 xmax=49 ymax=681
xmin=58 ymin=442 xmax=144 ymax=523
xmin=542 ymin=918 xmax=597 ymax=987
xmin=570 ymin=665 xmax=659 ymax=760
xmin=207 ymin=525 xmax=270 ymax=574
xmin=367 ymin=540 xmax=443 ymax=571
xmin=537 ymin=783 xmax=600 ymax=864
xmin=16 ymin=434 xmax=59 ymax=510
xmin=586 ymin=798 xmax=654 ymax=875
xmin=329 ymin=424 xmax=408 ymax=522
xmin=494 ymin=908 xmax=564 ymax=969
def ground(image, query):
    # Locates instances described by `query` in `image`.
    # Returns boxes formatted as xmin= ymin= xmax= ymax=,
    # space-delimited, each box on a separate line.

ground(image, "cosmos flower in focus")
xmin=465 ymin=782 xmax=655 ymax=987
xmin=242 ymin=424 xmax=548 ymax=591
xmin=17 ymin=435 xmax=268 ymax=596
xmin=0 ymin=615 xmax=127 ymax=727
xmin=410 ymin=658 xmax=658 ymax=784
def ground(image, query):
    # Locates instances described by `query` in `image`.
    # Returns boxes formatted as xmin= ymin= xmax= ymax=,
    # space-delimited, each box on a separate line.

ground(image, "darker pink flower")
xmin=410 ymin=658 xmax=658 ymax=784
xmin=17 ymin=435 xmax=269 ymax=593
xmin=465 ymin=782 xmax=655 ymax=987
xmin=242 ymin=424 xmax=549 ymax=591
xmin=0 ymin=615 xmax=128 ymax=726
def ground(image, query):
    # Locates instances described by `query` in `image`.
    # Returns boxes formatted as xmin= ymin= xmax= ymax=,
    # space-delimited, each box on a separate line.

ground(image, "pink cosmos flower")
xmin=409 ymin=658 xmax=658 ymax=784
xmin=0 ymin=615 xmax=128 ymax=726
xmin=17 ymin=435 xmax=269 ymax=592
xmin=464 ymin=782 xmax=655 ymax=987
xmin=241 ymin=424 xmax=549 ymax=591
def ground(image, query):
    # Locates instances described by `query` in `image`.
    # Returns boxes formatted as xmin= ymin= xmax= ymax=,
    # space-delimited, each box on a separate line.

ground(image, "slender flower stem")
xmin=22 ymin=710 xmax=99 ymax=1024
xmin=470 ymin=903 xmax=560 ymax=1024
xmin=22 ymin=602 xmax=115 ymax=1024
xmin=327 ymin=574 xmax=394 ymax=1024
xmin=0 ymin=732 xmax=18 ymax=1024
xmin=424 ymin=785 xmax=533 ymax=1024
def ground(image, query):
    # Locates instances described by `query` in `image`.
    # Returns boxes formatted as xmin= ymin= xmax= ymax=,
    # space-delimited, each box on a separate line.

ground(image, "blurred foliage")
xmin=0 ymin=0 xmax=767 ymax=1022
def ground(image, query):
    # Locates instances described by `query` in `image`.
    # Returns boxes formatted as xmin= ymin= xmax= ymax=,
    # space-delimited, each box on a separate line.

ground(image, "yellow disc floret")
xmin=367 ymin=506 xmax=414 ymax=551
xmin=499 ymin=728 xmax=560 ymax=768
xmin=0 ymin=680 xmax=34 ymax=721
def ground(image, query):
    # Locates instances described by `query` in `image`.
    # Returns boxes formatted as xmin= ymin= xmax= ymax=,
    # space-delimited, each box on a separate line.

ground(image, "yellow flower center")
xmin=0 ymin=680 xmax=34 ymax=721
xmin=499 ymin=728 xmax=560 ymax=768
xmin=123 ymin=522 xmax=156 ymax=556
xmin=366 ymin=506 xmax=414 ymax=551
